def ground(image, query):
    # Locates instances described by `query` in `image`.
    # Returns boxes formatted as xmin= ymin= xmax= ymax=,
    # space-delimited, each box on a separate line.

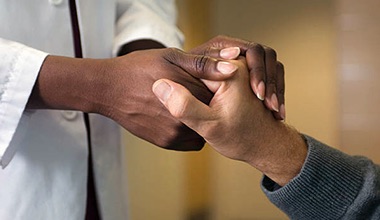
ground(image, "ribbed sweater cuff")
xmin=261 ymin=135 xmax=364 ymax=219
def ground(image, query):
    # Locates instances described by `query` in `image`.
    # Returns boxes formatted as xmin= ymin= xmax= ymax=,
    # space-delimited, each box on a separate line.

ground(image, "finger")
xmin=164 ymin=48 xmax=237 ymax=81
xmin=246 ymin=45 xmax=266 ymax=101
xmin=152 ymin=79 xmax=214 ymax=135
xmin=192 ymin=35 xmax=278 ymax=58
xmin=264 ymin=47 xmax=279 ymax=113
xmin=189 ymin=35 xmax=245 ymax=54
xmin=275 ymin=62 xmax=285 ymax=120
xmin=202 ymin=35 xmax=267 ymax=55
xmin=200 ymin=46 xmax=241 ymax=60
xmin=200 ymin=57 xmax=246 ymax=92
xmin=201 ymin=79 xmax=222 ymax=93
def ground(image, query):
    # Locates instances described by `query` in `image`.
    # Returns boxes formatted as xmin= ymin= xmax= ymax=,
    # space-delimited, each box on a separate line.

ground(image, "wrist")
xmin=246 ymin=122 xmax=308 ymax=186
xmin=27 ymin=55 xmax=109 ymax=113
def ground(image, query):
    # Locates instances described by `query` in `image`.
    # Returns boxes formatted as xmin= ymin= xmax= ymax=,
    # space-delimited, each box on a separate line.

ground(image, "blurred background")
xmin=123 ymin=0 xmax=380 ymax=219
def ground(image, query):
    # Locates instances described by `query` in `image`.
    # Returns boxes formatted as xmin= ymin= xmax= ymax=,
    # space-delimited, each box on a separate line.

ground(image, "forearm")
xmin=27 ymin=39 xmax=165 ymax=111
xmin=26 ymin=55 xmax=107 ymax=113
xmin=246 ymin=120 xmax=308 ymax=186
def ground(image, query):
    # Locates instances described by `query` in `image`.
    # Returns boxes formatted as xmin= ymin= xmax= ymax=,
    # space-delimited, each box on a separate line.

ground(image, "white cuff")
xmin=0 ymin=39 xmax=48 ymax=167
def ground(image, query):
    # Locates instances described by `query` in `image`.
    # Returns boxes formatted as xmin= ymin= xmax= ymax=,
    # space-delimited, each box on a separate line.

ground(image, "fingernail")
xmin=153 ymin=81 xmax=172 ymax=102
xmin=257 ymin=81 xmax=265 ymax=101
xmin=217 ymin=61 xmax=238 ymax=75
xmin=220 ymin=47 xmax=240 ymax=59
xmin=280 ymin=104 xmax=286 ymax=120
xmin=271 ymin=94 xmax=279 ymax=112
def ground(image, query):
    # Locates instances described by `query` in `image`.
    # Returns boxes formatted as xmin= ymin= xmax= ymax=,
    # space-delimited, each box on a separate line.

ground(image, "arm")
xmin=26 ymin=48 xmax=237 ymax=151
xmin=153 ymin=57 xmax=380 ymax=219
xmin=1 ymin=0 xmax=175 ymax=165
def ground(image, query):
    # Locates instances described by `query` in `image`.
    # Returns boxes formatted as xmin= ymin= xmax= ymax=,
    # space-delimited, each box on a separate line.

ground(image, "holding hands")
xmin=152 ymin=57 xmax=275 ymax=161
xmin=100 ymin=35 xmax=287 ymax=151
xmin=153 ymin=41 xmax=307 ymax=186
xmin=30 ymin=35 xmax=288 ymax=154
xmin=191 ymin=35 xmax=285 ymax=120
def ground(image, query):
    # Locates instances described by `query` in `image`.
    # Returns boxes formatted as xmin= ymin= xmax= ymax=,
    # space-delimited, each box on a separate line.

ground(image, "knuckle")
xmin=202 ymin=46 xmax=213 ymax=56
xmin=208 ymin=35 xmax=222 ymax=45
xmin=212 ymin=35 xmax=232 ymax=49
xmin=277 ymin=61 xmax=284 ymax=70
xmin=194 ymin=55 xmax=209 ymax=74
xmin=163 ymin=47 xmax=183 ymax=62
xmin=266 ymin=48 xmax=277 ymax=59
xmin=215 ymin=34 xmax=228 ymax=41
xmin=249 ymin=43 xmax=265 ymax=55
xmin=215 ymin=34 xmax=223 ymax=40
xmin=277 ymin=62 xmax=285 ymax=76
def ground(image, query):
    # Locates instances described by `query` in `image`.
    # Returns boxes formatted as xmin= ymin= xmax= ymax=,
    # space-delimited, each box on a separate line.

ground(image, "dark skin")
xmin=190 ymin=35 xmax=285 ymax=120
xmin=27 ymin=36 xmax=285 ymax=151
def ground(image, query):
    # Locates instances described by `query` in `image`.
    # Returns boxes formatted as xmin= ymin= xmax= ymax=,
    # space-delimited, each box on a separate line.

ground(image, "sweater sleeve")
xmin=261 ymin=135 xmax=380 ymax=219
xmin=0 ymin=38 xmax=48 ymax=168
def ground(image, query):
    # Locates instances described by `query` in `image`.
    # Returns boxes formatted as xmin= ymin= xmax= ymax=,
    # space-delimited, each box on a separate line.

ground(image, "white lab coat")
xmin=0 ymin=0 xmax=183 ymax=219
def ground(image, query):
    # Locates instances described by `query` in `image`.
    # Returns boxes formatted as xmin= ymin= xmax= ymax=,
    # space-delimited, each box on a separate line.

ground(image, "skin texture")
xmin=191 ymin=35 xmax=286 ymax=120
xmin=26 ymin=36 xmax=285 ymax=151
xmin=27 ymin=48 xmax=236 ymax=150
xmin=153 ymin=57 xmax=307 ymax=186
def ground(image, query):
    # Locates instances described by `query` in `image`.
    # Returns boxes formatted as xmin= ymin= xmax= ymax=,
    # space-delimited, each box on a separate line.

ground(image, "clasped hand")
xmin=152 ymin=47 xmax=307 ymax=186
xmin=153 ymin=55 xmax=280 ymax=162
xmin=112 ymin=35 xmax=285 ymax=151
xmin=115 ymin=35 xmax=285 ymax=151
xmin=32 ymin=36 xmax=285 ymax=152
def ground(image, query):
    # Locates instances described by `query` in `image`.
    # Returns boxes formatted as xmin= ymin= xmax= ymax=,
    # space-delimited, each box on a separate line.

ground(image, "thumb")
xmin=201 ymin=46 xmax=241 ymax=60
xmin=152 ymin=79 xmax=214 ymax=135
xmin=164 ymin=48 xmax=238 ymax=81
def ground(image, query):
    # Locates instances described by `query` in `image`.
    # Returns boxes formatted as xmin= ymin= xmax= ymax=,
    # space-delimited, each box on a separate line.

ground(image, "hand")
xmin=98 ymin=48 xmax=238 ymax=150
xmin=29 ymin=48 xmax=237 ymax=151
xmin=152 ymin=58 xmax=307 ymax=185
xmin=189 ymin=35 xmax=285 ymax=120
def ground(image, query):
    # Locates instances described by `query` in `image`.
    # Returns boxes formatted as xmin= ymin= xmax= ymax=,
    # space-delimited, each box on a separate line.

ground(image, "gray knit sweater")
xmin=261 ymin=135 xmax=380 ymax=219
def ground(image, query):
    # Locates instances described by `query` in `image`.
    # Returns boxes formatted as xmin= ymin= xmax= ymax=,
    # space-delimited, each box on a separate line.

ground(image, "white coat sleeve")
xmin=113 ymin=0 xmax=184 ymax=55
xmin=0 ymin=38 xmax=48 ymax=168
